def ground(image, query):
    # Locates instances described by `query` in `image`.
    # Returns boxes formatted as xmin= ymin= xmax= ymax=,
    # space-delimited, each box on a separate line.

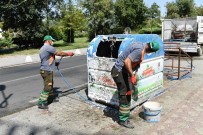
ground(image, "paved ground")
xmin=0 ymin=51 xmax=203 ymax=135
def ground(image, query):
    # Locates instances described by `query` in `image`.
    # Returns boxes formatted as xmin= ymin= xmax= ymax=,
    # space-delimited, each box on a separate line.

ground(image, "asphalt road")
xmin=0 ymin=55 xmax=88 ymax=117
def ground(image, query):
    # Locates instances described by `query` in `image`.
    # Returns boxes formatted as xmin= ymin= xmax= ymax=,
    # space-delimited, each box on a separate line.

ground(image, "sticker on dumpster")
xmin=136 ymin=72 xmax=163 ymax=98
xmin=137 ymin=58 xmax=164 ymax=80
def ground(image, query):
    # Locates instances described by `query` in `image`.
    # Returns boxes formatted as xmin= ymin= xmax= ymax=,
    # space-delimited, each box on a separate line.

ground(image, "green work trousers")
xmin=38 ymin=70 xmax=53 ymax=104
xmin=111 ymin=66 xmax=133 ymax=122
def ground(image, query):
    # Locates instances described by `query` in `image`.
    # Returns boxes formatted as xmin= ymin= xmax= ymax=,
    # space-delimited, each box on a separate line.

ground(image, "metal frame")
xmin=164 ymin=43 xmax=193 ymax=79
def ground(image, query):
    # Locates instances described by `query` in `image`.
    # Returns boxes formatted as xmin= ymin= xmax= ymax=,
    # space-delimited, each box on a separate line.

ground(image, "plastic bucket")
xmin=142 ymin=101 xmax=162 ymax=122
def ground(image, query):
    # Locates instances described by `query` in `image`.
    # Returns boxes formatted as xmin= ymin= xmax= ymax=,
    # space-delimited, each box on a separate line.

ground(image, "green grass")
xmin=0 ymin=37 xmax=90 ymax=57
xmin=54 ymin=37 xmax=89 ymax=50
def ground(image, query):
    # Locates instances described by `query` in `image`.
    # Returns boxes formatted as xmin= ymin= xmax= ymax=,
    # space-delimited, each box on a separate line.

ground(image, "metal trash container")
xmin=87 ymin=34 xmax=164 ymax=108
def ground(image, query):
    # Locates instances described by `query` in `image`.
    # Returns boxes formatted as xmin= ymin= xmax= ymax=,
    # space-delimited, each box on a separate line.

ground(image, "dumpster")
xmin=87 ymin=34 xmax=164 ymax=108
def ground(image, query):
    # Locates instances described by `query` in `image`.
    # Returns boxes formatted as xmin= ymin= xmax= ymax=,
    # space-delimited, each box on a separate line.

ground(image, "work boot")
xmin=38 ymin=103 xmax=48 ymax=109
xmin=118 ymin=120 xmax=134 ymax=129
xmin=48 ymin=95 xmax=59 ymax=104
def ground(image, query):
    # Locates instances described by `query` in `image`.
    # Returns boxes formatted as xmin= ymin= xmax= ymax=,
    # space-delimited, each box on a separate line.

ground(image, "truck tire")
xmin=197 ymin=48 xmax=202 ymax=56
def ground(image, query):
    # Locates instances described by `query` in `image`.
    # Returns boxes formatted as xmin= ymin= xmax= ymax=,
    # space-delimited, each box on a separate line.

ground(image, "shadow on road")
xmin=85 ymin=87 xmax=119 ymax=123
xmin=0 ymin=85 xmax=13 ymax=108
xmin=0 ymin=120 xmax=63 ymax=135
xmin=1 ymin=119 xmax=101 ymax=135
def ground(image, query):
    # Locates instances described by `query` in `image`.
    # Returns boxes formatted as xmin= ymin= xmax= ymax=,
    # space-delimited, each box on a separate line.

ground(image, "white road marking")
xmin=60 ymin=64 xmax=87 ymax=71
xmin=29 ymin=98 xmax=39 ymax=103
xmin=1 ymin=74 xmax=40 ymax=84
xmin=0 ymin=64 xmax=87 ymax=84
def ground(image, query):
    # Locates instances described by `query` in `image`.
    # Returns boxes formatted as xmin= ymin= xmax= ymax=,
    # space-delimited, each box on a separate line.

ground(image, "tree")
xmin=176 ymin=0 xmax=196 ymax=17
xmin=44 ymin=0 xmax=64 ymax=34
xmin=147 ymin=3 xmax=161 ymax=33
xmin=166 ymin=2 xmax=180 ymax=18
xmin=62 ymin=0 xmax=87 ymax=43
xmin=0 ymin=0 xmax=63 ymax=48
xmin=166 ymin=0 xmax=196 ymax=18
xmin=0 ymin=0 xmax=46 ymax=48
xmin=139 ymin=2 xmax=161 ymax=34
xmin=149 ymin=3 xmax=160 ymax=19
xmin=49 ymin=21 xmax=64 ymax=41
xmin=79 ymin=0 xmax=115 ymax=40
xmin=114 ymin=0 xmax=147 ymax=30
xmin=196 ymin=6 xmax=203 ymax=16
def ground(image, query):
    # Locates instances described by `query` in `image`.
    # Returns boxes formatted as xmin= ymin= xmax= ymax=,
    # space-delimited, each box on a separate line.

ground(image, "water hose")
xmin=55 ymin=57 xmax=114 ymax=110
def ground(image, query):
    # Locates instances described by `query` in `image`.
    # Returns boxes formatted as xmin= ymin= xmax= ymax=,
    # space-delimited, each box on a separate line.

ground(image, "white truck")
xmin=161 ymin=16 xmax=203 ymax=56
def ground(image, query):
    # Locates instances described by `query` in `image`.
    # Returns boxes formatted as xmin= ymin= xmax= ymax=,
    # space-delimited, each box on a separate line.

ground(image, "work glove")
xmin=126 ymin=90 xmax=132 ymax=96
xmin=67 ymin=52 xmax=74 ymax=56
xmin=55 ymin=62 xmax=59 ymax=67
xmin=130 ymin=75 xmax=136 ymax=85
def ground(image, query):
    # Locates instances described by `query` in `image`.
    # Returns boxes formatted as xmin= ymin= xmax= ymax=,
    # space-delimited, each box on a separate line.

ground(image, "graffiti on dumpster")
xmin=88 ymin=83 xmax=119 ymax=106
xmin=88 ymin=57 xmax=115 ymax=71
xmin=88 ymin=69 xmax=116 ymax=88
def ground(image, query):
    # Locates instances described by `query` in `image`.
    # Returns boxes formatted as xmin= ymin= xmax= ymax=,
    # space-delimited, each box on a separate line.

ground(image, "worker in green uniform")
xmin=38 ymin=35 xmax=74 ymax=109
xmin=111 ymin=41 xmax=160 ymax=128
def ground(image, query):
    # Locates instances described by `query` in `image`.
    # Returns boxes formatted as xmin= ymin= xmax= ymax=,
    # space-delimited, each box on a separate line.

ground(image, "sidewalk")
xmin=0 ymin=53 xmax=203 ymax=134
xmin=0 ymin=48 xmax=87 ymax=68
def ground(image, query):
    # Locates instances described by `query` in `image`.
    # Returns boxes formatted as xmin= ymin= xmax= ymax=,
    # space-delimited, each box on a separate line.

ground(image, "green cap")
xmin=149 ymin=41 xmax=160 ymax=52
xmin=43 ymin=35 xmax=55 ymax=41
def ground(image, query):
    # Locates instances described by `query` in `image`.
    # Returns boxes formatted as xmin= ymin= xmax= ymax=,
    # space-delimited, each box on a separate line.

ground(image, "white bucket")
xmin=142 ymin=101 xmax=162 ymax=122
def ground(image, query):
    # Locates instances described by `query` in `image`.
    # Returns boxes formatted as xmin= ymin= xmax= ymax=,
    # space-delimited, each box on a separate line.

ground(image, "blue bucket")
xmin=142 ymin=101 xmax=162 ymax=122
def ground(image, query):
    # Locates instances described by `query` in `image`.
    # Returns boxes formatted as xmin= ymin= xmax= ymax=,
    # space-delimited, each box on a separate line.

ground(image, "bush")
xmin=2 ymin=31 xmax=9 ymax=39
xmin=49 ymin=26 xmax=63 ymax=41
xmin=139 ymin=27 xmax=161 ymax=34
xmin=0 ymin=38 xmax=13 ymax=48
xmin=75 ymin=31 xmax=88 ymax=38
